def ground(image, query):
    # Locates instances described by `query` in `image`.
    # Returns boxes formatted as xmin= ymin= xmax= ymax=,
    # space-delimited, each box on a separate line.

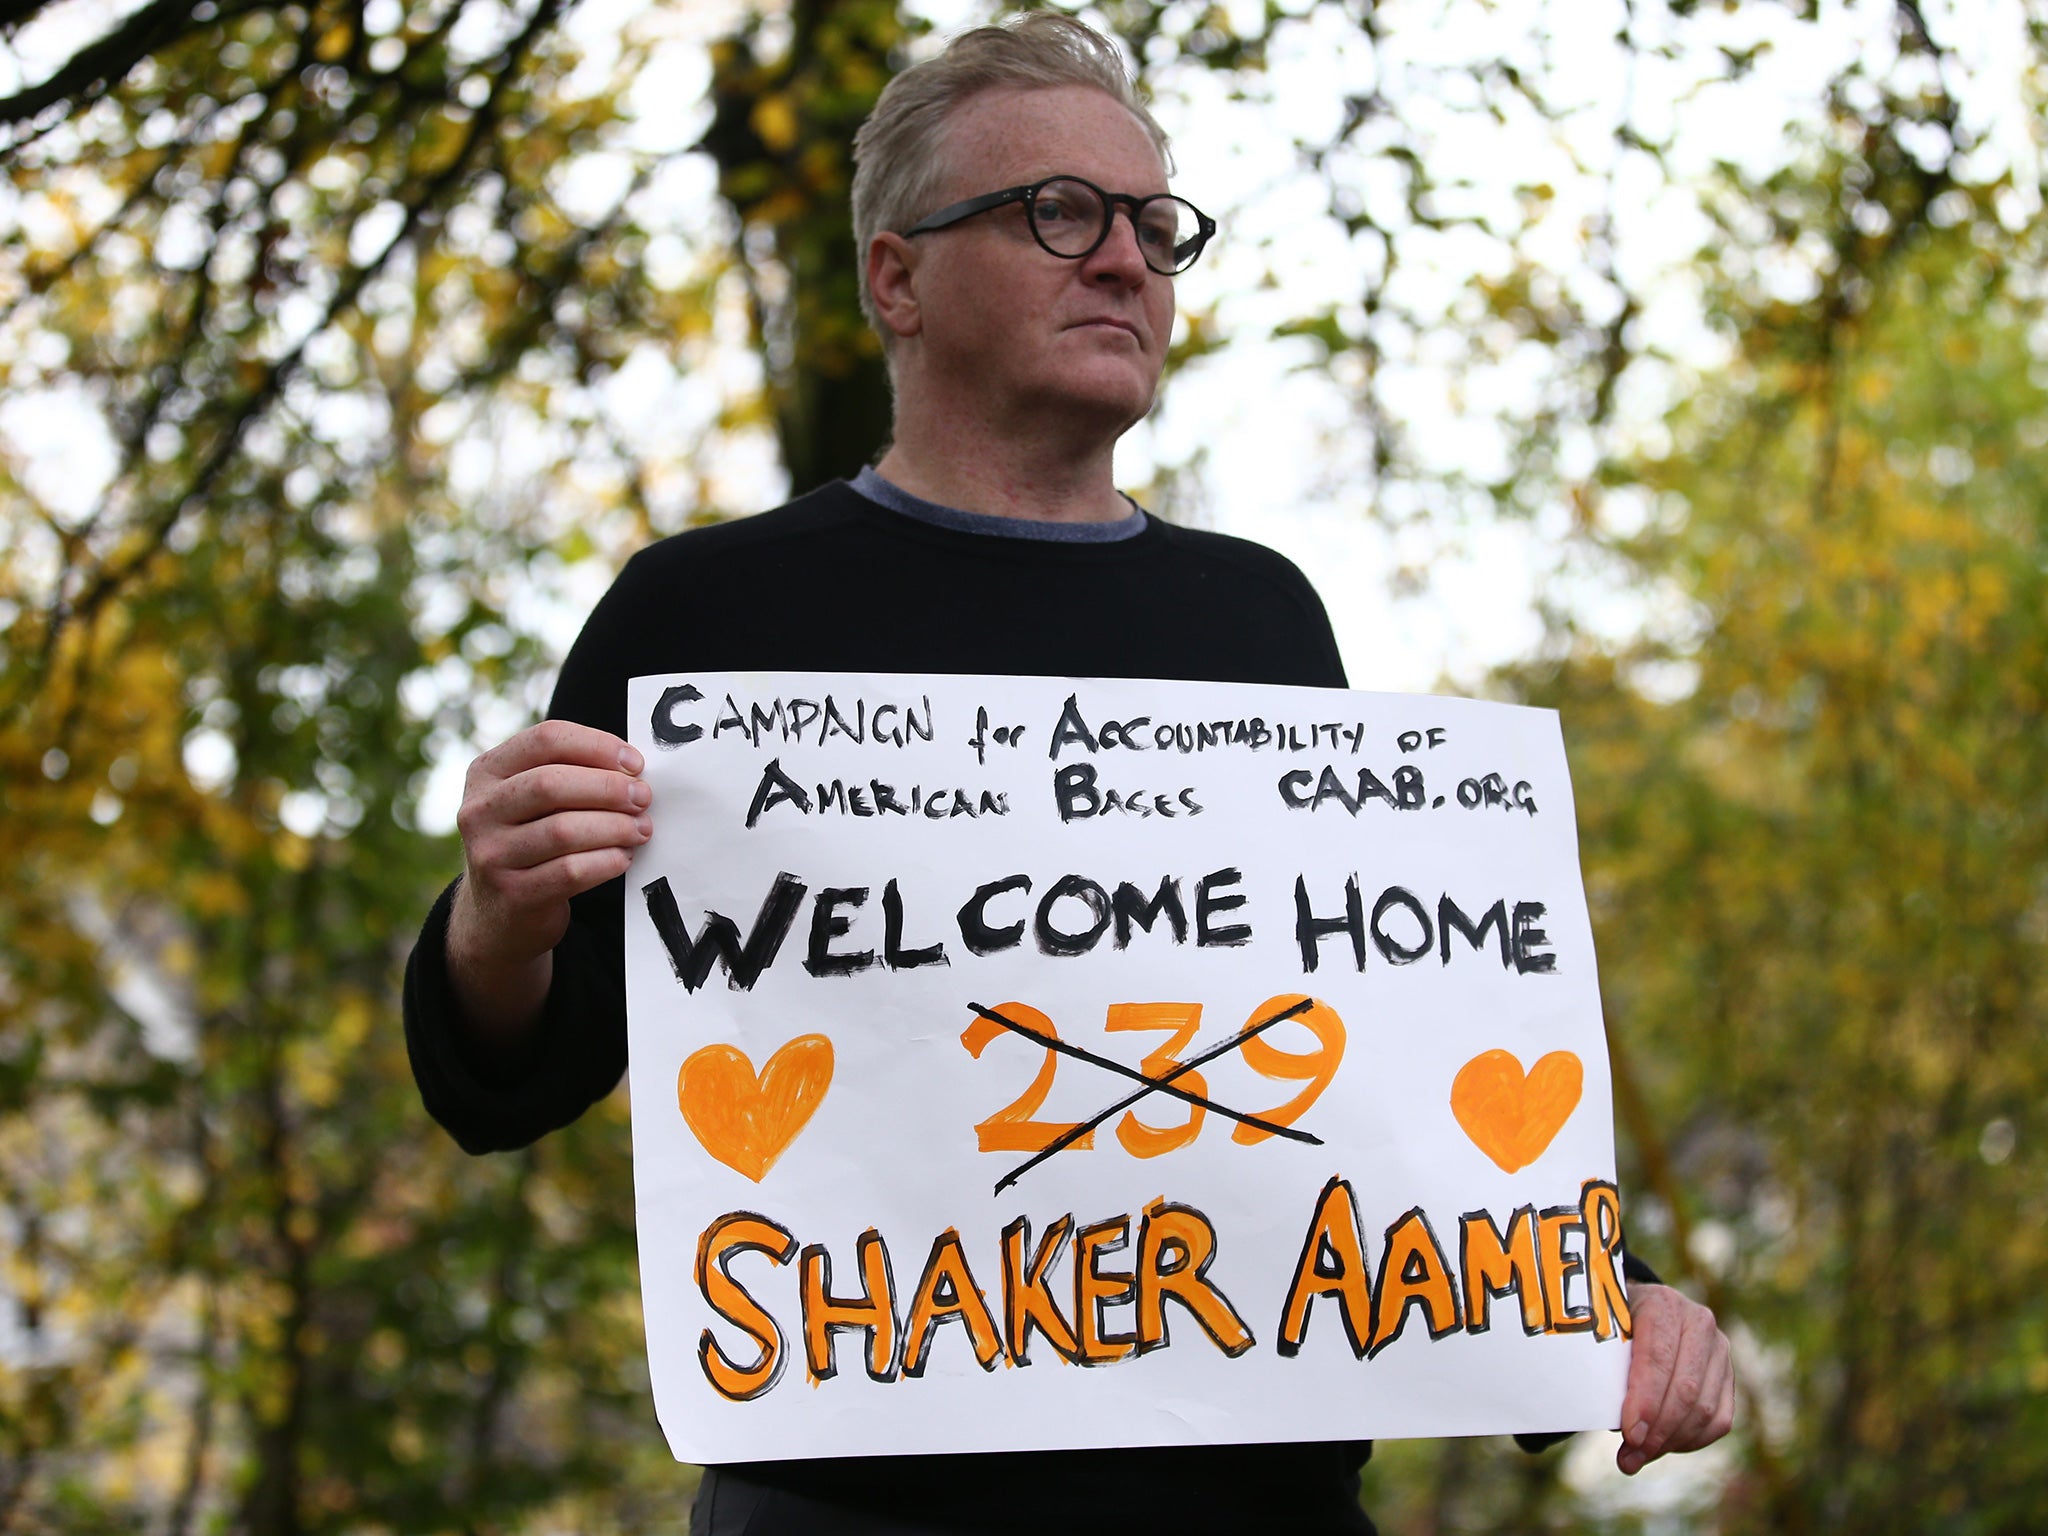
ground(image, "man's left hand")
xmin=1616 ymin=1282 xmax=1735 ymax=1475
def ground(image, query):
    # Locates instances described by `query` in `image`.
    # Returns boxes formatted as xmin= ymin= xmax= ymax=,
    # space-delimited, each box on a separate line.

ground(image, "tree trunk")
xmin=700 ymin=0 xmax=905 ymax=493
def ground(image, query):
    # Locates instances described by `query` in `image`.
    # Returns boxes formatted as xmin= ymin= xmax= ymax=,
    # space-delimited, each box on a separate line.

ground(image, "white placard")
xmin=624 ymin=673 xmax=1632 ymax=1464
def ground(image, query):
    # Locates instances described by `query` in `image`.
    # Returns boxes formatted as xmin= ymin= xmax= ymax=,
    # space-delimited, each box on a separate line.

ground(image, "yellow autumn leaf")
xmin=751 ymin=92 xmax=800 ymax=153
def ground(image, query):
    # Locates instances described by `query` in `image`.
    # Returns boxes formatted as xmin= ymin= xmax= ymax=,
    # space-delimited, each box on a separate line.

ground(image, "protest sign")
xmin=624 ymin=673 xmax=1632 ymax=1463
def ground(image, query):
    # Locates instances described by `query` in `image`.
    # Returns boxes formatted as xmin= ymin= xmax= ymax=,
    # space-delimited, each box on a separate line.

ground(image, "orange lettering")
xmin=1136 ymin=1199 xmax=1253 ymax=1357
xmin=1232 ymin=995 xmax=1346 ymax=1145
xmin=695 ymin=1212 xmax=797 ymax=1402
xmin=1580 ymin=1180 xmax=1634 ymax=1341
xmin=1107 ymin=1003 xmax=1207 ymax=1157
xmin=800 ymin=1229 xmax=899 ymax=1383
xmin=1001 ymin=1214 xmax=1081 ymax=1366
xmin=1369 ymin=1207 xmax=1461 ymax=1357
xmin=1537 ymin=1204 xmax=1593 ymax=1333
xmin=1459 ymin=1205 xmax=1545 ymax=1336
xmin=902 ymin=1228 xmax=1004 ymax=1376
xmin=1074 ymin=1215 xmax=1138 ymax=1365
xmin=960 ymin=1003 xmax=1095 ymax=1153
xmin=1276 ymin=1176 xmax=1372 ymax=1358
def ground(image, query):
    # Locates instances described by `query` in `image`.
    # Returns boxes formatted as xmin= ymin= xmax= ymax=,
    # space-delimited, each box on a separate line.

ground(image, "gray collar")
xmin=851 ymin=466 xmax=1148 ymax=543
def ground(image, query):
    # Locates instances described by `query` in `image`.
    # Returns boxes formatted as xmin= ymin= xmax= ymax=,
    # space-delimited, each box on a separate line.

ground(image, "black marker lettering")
xmin=958 ymin=876 xmax=1031 ymax=955
xmin=1054 ymin=762 xmax=1101 ymax=821
xmin=1035 ymin=875 xmax=1112 ymax=957
xmin=1112 ymin=877 xmax=1188 ymax=948
xmin=883 ymin=878 xmax=948 ymax=970
xmin=804 ymin=886 xmax=876 ymax=977
xmin=1315 ymin=766 xmax=1360 ymax=814
xmin=650 ymin=683 xmax=703 ymax=747
xmin=905 ymin=698 xmax=935 ymax=743
xmin=1370 ymin=886 xmax=1432 ymax=964
xmin=1048 ymin=695 xmax=1099 ymax=760
xmin=748 ymin=699 xmax=786 ymax=746
xmin=1196 ymin=867 xmax=1252 ymax=948
xmin=821 ymin=696 xmax=865 ymax=746
xmin=643 ymin=872 xmax=806 ymax=992
xmin=712 ymin=694 xmax=750 ymax=740
xmin=1439 ymin=895 xmax=1511 ymax=967
xmin=1512 ymin=902 xmax=1557 ymax=974
xmin=745 ymin=758 xmax=811 ymax=828
xmin=1293 ymin=875 xmax=1366 ymax=974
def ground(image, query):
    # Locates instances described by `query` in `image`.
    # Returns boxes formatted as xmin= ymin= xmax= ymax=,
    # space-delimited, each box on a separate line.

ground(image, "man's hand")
xmin=446 ymin=721 xmax=652 ymax=1049
xmin=1616 ymin=1282 xmax=1735 ymax=1474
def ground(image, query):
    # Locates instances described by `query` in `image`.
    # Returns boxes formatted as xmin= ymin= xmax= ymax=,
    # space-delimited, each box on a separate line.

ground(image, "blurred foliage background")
xmin=2 ymin=0 xmax=2044 ymax=1531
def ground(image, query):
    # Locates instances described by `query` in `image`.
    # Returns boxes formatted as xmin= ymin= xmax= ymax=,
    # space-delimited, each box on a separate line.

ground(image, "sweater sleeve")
xmin=402 ymin=877 xmax=629 ymax=1153
xmin=401 ymin=549 xmax=663 ymax=1154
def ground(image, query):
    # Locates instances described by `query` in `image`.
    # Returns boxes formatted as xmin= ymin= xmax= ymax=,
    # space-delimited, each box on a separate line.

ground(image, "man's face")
xmin=905 ymin=85 xmax=1177 ymax=437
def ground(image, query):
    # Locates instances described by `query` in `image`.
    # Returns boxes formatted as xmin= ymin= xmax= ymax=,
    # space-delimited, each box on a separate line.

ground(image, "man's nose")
xmin=1083 ymin=208 xmax=1151 ymax=286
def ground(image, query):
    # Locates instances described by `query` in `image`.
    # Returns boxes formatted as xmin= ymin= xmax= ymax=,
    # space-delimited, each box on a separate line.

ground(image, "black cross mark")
xmin=968 ymin=998 xmax=1324 ymax=1196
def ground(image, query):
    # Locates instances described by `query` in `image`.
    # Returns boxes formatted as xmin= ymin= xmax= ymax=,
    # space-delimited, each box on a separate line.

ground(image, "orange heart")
xmin=1450 ymin=1048 xmax=1583 ymax=1174
xmin=677 ymin=1034 xmax=834 ymax=1183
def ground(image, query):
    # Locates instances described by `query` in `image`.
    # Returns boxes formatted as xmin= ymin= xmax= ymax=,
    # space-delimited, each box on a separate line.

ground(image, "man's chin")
xmin=1028 ymin=370 xmax=1160 ymax=435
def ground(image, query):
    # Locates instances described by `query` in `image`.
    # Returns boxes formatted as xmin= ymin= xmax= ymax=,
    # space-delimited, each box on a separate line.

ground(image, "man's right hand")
xmin=445 ymin=721 xmax=652 ymax=1055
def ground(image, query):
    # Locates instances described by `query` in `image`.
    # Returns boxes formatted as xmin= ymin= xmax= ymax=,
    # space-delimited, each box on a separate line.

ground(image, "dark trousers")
xmin=690 ymin=1469 xmax=955 ymax=1536
xmin=689 ymin=1457 xmax=1376 ymax=1535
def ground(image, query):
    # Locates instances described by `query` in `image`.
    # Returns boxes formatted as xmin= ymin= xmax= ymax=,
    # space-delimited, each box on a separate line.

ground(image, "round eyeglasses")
xmin=904 ymin=175 xmax=1216 ymax=276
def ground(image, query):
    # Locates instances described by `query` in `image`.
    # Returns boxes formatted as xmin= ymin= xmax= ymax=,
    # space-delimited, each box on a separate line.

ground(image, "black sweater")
xmin=403 ymin=480 xmax=1630 ymax=1534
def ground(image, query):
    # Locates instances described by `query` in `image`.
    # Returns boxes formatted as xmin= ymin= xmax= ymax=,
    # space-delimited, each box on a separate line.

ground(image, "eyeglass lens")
xmin=1030 ymin=179 xmax=1202 ymax=272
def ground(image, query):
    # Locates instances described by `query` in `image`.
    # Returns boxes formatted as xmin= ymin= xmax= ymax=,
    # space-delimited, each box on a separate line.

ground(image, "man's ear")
xmin=867 ymin=232 xmax=922 ymax=342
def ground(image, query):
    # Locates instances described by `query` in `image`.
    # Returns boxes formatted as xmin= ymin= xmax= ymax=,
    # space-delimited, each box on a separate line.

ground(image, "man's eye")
xmin=1037 ymin=198 xmax=1077 ymax=222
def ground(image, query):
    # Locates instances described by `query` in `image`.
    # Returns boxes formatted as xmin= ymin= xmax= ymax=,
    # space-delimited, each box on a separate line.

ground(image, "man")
xmin=405 ymin=14 xmax=1734 ymax=1533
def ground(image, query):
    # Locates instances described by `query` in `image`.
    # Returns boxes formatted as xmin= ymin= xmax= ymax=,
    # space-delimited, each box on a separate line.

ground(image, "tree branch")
xmin=0 ymin=0 xmax=229 ymax=134
xmin=42 ymin=0 xmax=570 ymax=662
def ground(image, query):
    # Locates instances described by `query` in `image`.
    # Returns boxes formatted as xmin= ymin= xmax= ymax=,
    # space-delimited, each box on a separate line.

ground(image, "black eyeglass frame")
xmin=903 ymin=175 xmax=1216 ymax=275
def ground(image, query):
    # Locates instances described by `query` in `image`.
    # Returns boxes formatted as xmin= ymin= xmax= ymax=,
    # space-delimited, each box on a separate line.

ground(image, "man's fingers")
xmin=483 ymin=843 xmax=641 ymax=910
xmin=1664 ymin=1328 xmax=1735 ymax=1453
xmin=1642 ymin=1305 xmax=1713 ymax=1455
xmin=1618 ymin=1292 xmax=1734 ymax=1473
xmin=1709 ymin=1351 xmax=1737 ymax=1442
xmin=484 ymin=762 xmax=651 ymax=827
xmin=475 ymin=719 xmax=643 ymax=782
xmin=1618 ymin=1286 xmax=1681 ymax=1451
xmin=480 ymin=810 xmax=651 ymax=874
xmin=446 ymin=725 xmax=650 ymax=993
